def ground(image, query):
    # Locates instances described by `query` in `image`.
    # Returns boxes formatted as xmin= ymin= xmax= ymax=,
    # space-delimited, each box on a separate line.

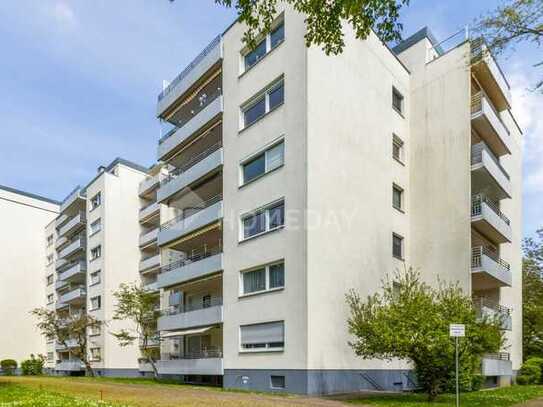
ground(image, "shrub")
xmin=0 ymin=359 xmax=17 ymax=375
xmin=517 ymin=357 xmax=543 ymax=384
xmin=20 ymin=354 xmax=45 ymax=376
xmin=517 ymin=375 xmax=530 ymax=385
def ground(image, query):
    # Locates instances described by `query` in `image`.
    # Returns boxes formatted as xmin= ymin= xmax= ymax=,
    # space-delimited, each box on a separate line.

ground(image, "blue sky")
xmin=0 ymin=1 xmax=541 ymax=237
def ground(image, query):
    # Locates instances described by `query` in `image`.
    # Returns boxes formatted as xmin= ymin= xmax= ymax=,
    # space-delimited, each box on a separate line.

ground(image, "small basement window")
xmin=270 ymin=375 xmax=286 ymax=389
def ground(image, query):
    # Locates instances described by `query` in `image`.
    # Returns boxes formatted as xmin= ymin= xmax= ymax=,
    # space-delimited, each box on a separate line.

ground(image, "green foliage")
xmin=346 ymin=268 xmax=503 ymax=401
xmin=171 ymin=0 xmax=410 ymax=55
xmin=517 ymin=357 xmax=543 ymax=384
xmin=0 ymin=359 xmax=17 ymax=375
xmin=522 ymin=229 xmax=543 ymax=358
xmin=20 ymin=354 xmax=45 ymax=376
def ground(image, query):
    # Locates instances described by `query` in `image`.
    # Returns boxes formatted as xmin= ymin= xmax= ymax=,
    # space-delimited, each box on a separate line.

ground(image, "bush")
xmin=517 ymin=375 xmax=531 ymax=385
xmin=517 ymin=357 xmax=543 ymax=385
xmin=0 ymin=359 xmax=17 ymax=375
xmin=20 ymin=354 xmax=45 ymax=376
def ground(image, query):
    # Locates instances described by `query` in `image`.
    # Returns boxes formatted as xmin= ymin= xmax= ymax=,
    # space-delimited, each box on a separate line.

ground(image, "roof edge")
xmin=0 ymin=184 xmax=61 ymax=206
xmin=392 ymin=26 xmax=443 ymax=56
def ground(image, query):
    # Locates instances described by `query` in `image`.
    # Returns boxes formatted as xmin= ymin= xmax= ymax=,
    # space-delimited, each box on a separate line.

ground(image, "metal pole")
xmin=456 ymin=336 xmax=459 ymax=407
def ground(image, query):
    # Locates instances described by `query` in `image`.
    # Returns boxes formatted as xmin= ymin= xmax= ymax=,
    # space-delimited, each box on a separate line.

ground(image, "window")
xmin=46 ymin=254 xmax=54 ymax=266
xmin=90 ymin=192 xmax=101 ymax=210
xmin=242 ymin=141 xmax=285 ymax=184
xmin=90 ymin=245 xmax=101 ymax=261
xmin=392 ymin=233 xmax=404 ymax=260
xmin=392 ymin=134 xmax=404 ymax=163
xmin=242 ymin=200 xmax=285 ymax=240
xmin=393 ymin=184 xmax=403 ymax=211
xmin=90 ymin=347 xmax=101 ymax=361
xmin=46 ymin=234 xmax=54 ymax=247
xmin=46 ymin=274 xmax=54 ymax=286
xmin=89 ymin=219 xmax=102 ymax=235
xmin=90 ymin=296 xmax=101 ymax=310
xmin=241 ymin=261 xmax=285 ymax=296
xmin=240 ymin=321 xmax=284 ymax=352
xmin=47 ymin=352 xmax=54 ymax=362
xmin=270 ymin=375 xmax=286 ymax=389
xmin=392 ymin=87 xmax=404 ymax=114
xmin=90 ymin=270 xmax=101 ymax=286
xmin=47 ymin=294 xmax=54 ymax=305
xmin=89 ymin=325 xmax=101 ymax=336
xmin=242 ymin=79 xmax=284 ymax=128
xmin=243 ymin=20 xmax=284 ymax=71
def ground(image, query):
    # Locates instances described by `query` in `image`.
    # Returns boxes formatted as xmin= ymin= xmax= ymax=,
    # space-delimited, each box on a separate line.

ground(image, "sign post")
xmin=449 ymin=324 xmax=465 ymax=407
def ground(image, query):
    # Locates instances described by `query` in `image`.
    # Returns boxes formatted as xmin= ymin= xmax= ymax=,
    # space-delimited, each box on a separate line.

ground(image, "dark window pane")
xmin=243 ymin=212 xmax=266 ymax=238
xmin=269 ymin=83 xmax=284 ymax=110
xmin=243 ymin=268 xmax=266 ymax=294
xmin=393 ymin=187 xmax=402 ymax=209
xmin=245 ymin=40 xmax=267 ymax=70
xmin=393 ymin=235 xmax=403 ymax=258
xmin=268 ymin=203 xmax=285 ymax=229
xmin=244 ymin=97 xmax=266 ymax=127
xmin=392 ymin=88 xmax=403 ymax=113
xmin=243 ymin=154 xmax=265 ymax=183
xmin=270 ymin=23 xmax=285 ymax=48
xmin=393 ymin=142 xmax=401 ymax=160
xmin=269 ymin=263 xmax=285 ymax=288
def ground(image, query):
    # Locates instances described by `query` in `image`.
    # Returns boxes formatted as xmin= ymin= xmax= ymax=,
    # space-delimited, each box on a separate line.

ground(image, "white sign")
xmin=449 ymin=324 xmax=465 ymax=337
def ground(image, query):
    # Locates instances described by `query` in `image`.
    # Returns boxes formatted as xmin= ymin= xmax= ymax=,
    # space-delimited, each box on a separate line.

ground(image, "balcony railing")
xmin=471 ymin=142 xmax=510 ymax=181
xmin=473 ymin=296 xmax=511 ymax=316
xmin=472 ymin=246 xmax=510 ymax=271
xmin=162 ymin=296 xmax=223 ymax=317
xmin=161 ymin=142 xmax=223 ymax=186
xmin=484 ymin=352 xmax=510 ymax=361
xmin=471 ymin=91 xmax=509 ymax=134
xmin=160 ymin=246 xmax=222 ymax=274
xmin=162 ymin=349 xmax=223 ymax=360
xmin=160 ymin=194 xmax=222 ymax=231
xmin=158 ymin=35 xmax=221 ymax=103
xmin=472 ymin=194 xmax=510 ymax=225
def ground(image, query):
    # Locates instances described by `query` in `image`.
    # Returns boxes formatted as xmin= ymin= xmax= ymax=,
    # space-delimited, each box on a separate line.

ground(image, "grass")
xmin=346 ymin=385 xmax=543 ymax=407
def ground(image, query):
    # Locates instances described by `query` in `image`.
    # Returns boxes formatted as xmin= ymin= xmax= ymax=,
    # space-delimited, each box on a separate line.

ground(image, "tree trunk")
xmin=148 ymin=356 xmax=159 ymax=381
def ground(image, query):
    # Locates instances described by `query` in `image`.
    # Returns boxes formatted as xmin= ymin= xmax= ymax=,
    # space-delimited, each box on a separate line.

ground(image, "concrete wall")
xmin=0 ymin=186 xmax=58 ymax=362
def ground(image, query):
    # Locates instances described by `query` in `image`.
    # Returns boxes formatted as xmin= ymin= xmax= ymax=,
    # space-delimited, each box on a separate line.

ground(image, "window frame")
xmin=90 ymin=245 xmax=102 ymax=262
xmin=392 ymin=134 xmax=404 ymax=164
xmin=240 ymin=77 xmax=285 ymax=130
xmin=392 ymin=86 xmax=404 ymax=115
xmin=240 ymin=140 xmax=285 ymax=186
xmin=270 ymin=375 xmax=286 ymax=389
xmin=392 ymin=184 xmax=404 ymax=212
xmin=239 ymin=321 xmax=285 ymax=353
xmin=90 ymin=347 xmax=102 ymax=361
xmin=90 ymin=295 xmax=101 ymax=311
xmin=89 ymin=270 xmax=101 ymax=286
xmin=89 ymin=218 xmax=102 ymax=236
xmin=240 ymin=18 xmax=285 ymax=74
xmin=46 ymin=274 xmax=54 ymax=286
xmin=47 ymin=294 xmax=54 ymax=305
xmin=90 ymin=192 xmax=102 ymax=211
xmin=239 ymin=260 xmax=285 ymax=297
xmin=240 ymin=199 xmax=285 ymax=241
xmin=392 ymin=233 xmax=404 ymax=260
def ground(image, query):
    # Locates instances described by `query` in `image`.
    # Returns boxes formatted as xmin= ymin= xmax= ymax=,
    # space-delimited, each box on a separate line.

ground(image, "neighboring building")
xmin=47 ymin=158 xmax=148 ymax=376
xmin=0 ymin=185 xmax=59 ymax=363
xmin=150 ymin=5 xmax=522 ymax=395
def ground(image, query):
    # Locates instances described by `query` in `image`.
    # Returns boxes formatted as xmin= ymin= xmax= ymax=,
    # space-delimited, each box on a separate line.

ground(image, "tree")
xmin=346 ymin=268 xmax=503 ymax=401
xmin=523 ymin=228 xmax=543 ymax=358
xmin=31 ymin=308 xmax=101 ymax=377
xmin=0 ymin=359 xmax=17 ymax=376
xmin=476 ymin=0 xmax=543 ymax=91
xmin=20 ymin=354 xmax=46 ymax=376
xmin=170 ymin=0 xmax=410 ymax=55
xmin=111 ymin=283 xmax=161 ymax=379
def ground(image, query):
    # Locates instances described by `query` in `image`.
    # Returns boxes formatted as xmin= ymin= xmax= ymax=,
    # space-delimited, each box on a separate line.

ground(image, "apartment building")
xmin=149 ymin=4 xmax=522 ymax=395
xmin=0 ymin=186 xmax=59 ymax=363
xmin=46 ymin=158 xmax=148 ymax=375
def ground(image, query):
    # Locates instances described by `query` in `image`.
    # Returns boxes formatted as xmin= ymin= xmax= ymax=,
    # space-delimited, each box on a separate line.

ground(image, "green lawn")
xmin=346 ymin=386 xmax=543 ymax=407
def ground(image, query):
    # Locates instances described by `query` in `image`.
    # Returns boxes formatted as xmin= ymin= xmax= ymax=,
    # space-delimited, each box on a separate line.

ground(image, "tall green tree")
xmin=171 ymin=0 xmax=410 ymax=55
xmin=346 ymin=268 xmax=503 ymax=401
xmin=523 ymin=228 xmax=543 ymax=358
xmin=31 ymin=308 xmax=101 ymax=377
xmin=111 ymin=283 xmax=161 ymax=379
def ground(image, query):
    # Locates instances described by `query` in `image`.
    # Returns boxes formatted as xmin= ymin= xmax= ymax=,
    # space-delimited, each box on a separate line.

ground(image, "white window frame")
xmin=240 ymin=139 xmax=285 ymax=186
xmin=47 ymin=294 xmax=54 ymax=305
xmin=90 ymin=192 xmax=101 ymax=211
xmin=89 ymin=270 xmax=101 ymax=286
xmin=239 ymin=321 xmax=285 ymax=353
xmin=392 ymin=184 xmax=404 ymax=212
xmin=90 ymin=245 xmax=101 ymax=261
xmin=392 ymin=86 xmax=404 ymax=115
xmin=240 ymin=15 xmax=285 ymax=74
xmin=240 ymin=77 xmax=284 ymax=130
xmin=392 ymin=233 xmax=404 ymax=260
xmin=392 ymin=134 xmax=404 ymax=164
xmin=239 ymin=260 xmax=285 ymax=297
xmin=46 ymin=254 xmax=54 ymax=266
xmin=240 ymin=198 xmax=285 ymax=241
xmin=90 ymin=295 xmax=101 ymax=311
xmin=46 ymin=234 xmax=54 ymax=247
xmin=46 ymin=274 xmax=54 ymax=286
xmin=89 ymin=218 xmax=102 ymax=236
xmin=90 ymin=347 xmax=101 ymax=361
xmin=89 ymin=325 xmax=101 ymax=336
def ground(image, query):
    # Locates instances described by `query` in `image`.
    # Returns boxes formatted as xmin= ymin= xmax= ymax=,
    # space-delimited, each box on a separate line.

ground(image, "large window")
xmin=242 ymin=79 xmax=284 ymax=128
xmin=90 ymin=192 xmax=101 ymax=211
xmin=393 ymin=233 xmax=404 ymax=260
xmin=240 ymin=321 xmax=284 ymax=352
xmin=243 ymin=20 xmax=285 ymax=71
xmin=242 ymin=141 xmax=284 ymax=184
xmin=242 ymin=200 xmax=285 ymax=240
xmin=241 ymin=261 xmax=285 ymax=296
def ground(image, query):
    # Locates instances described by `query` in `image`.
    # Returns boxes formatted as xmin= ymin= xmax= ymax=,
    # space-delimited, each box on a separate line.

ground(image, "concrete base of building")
xmin=92 ymin=368 xmax=141 ymax=378
xmin=224 ymin=369 xmax=418 ymax=395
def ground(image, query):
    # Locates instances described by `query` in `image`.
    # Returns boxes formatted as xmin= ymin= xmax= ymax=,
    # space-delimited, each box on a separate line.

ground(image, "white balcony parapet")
xmin=471 ymin=246 xmax=512 ymax=288
xmin=140 ymin=254 xmax=160 ymax=273
xmin=58 ymin=260 xmax=86 ymax=282
xmin=471 ymin=142 xmax=512 ymax=200
xmin=58 ymin=212 xmax=86 ymax=238
xmin=139 ymin=201 xmax=159 ymax=222
xmin=139 ymin=228 xmax=159 ymax=247
xmin=60 ymin=186 xmax=86 ymax=213
xmin=139 ymin=174 xmax=164 ymax=197
xmin=471 ymin=194 xmax=512 ymax=243
xmin=55 ymin=213 xmax=69 ymax=229
xmin=474 ymin=297 xmax=512 ymax=331
xmin=58 ymin=236 xmax=86 ymax=260
xmin=157 ymin=252 xmax=222 ymax=289
xmin=481 ymin=353 xmax=512 ymax=376
xmin=471 ymin=91 xmax=511 ymax=157
xmin=157 ymin=352 xmax=223 ymax=375
xmin=158 ymin=301 xmax=223 ymax=331
xmin=58 ymin=287 xmax=86 ymax=304
xmin=55 ymin=359 xmax=84 ymax=372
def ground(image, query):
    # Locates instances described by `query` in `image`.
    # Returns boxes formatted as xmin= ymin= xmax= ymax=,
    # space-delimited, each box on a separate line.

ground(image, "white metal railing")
xmin=471 ymin=142 xmax=510 ymax=181
xmin=471 ymin=194 xmax=510 ymax=225
xmin=471 ymin=246 xmax=510 ymax=271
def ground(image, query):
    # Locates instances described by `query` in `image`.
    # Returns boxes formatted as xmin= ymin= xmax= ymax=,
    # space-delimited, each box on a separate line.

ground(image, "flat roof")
xmin=392 ymin=26 xmax=444 ymax=55
xmin=0 ymin=184 xmax=61 ymax=205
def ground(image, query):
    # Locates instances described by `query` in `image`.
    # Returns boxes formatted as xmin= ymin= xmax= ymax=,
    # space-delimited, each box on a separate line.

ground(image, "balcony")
xmin=481 ymin=353 xmax=512 ymax=376
xmin=55 ymin=301 xmax=68 ymax=310
xmin=60 ymin=186 xmax=86 ymax=213
xmin=158 ymin=95 xmax=223 ymax=162
xmin=55 ymin=235 xmax=69 ymax=251
xmin=158 ymin=196 xmax=223 ymax=247
xmin=58 ymin=287 xmax=86 ymax=305
xmin=55 ymin=339 xmax=79 ymax=351
xmin=474 ymin=297 xmax=512 ymax=331
xmin=472 ymin=246 xmax=512 ymax=289
xmin=158 ymin=300 xmax=223 ymax=331
xmin=471 ymin=142 xmax=512 ymax=200
xmin=158 ymin=252 xmax=223 ymax=289
xmin=55 ymin=213 xmax=69 ymax=229
xmin=140 ymin=254 xmax=160 ymax=274
xmin=158 ymin=145 xmax=223 ymax=204
xmin=140 ymin=228 xmax=159 ymax=248
xmin=139 ymin=201 xmax=159 ymax=223
xmin=55 ymin=359 xmax=84 ymax=372
xmin=471 ymin=39 xmax=511 ymax=112
xmin=471 ymin=92 xmax=511 ymax=157
xmin=58 ymin=212 xmax=86 ymax=238
xmin=144 ymin=281 xmax=159 ymax=293
xmin=471 ymin=195 xmax=512 ymax=243
xmin=55 ymin=258 xmax=68 ymax=271
xmin=138 ymin=359 xmax=155 ymax=373
xmin=58 ymin=236 xmax=86 ymax=260
xmin=55 ymin=279 xmax=68 ymax=290
xmin=157 ymin=350 xmax=223 ymax=375
xmin=139 ymin=173 xmax=163 ymax=197
xmin=58 ymin=260 xmax=86 ymax=282
xmin=157 ymin=35 xmax=222 ymax=118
